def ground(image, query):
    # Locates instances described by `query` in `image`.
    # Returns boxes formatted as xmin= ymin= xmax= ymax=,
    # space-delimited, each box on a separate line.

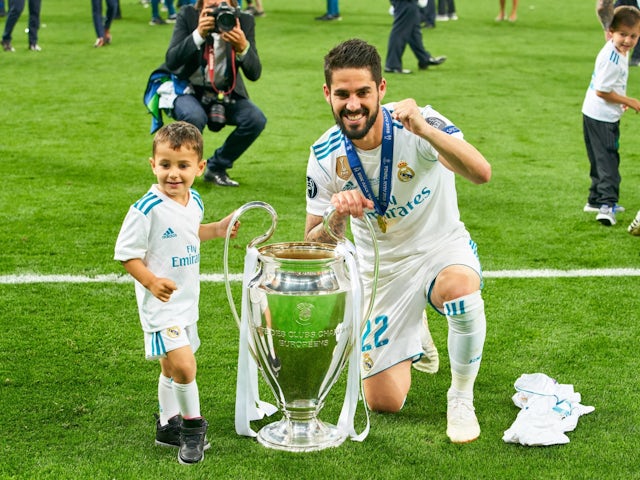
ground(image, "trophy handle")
xmin=223 ymin=201 xmax=278 ymax=328
xmin=322 ymin=206 xmax=379 ymax=324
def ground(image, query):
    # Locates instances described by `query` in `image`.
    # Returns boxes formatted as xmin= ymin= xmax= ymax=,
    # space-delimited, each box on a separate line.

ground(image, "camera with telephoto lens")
xmin=207 ymin=1 xmax=239 ymax=33
xmin=201 ymin=92 xmax=232 ymax=132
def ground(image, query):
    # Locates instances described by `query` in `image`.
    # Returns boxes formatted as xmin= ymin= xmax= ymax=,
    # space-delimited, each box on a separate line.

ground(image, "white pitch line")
xmin=483 ymin=268 xmax=640 ymax=278
xmin=0 ymin=273 xmax=243 ymax=284
xmin=1 ymin=269 xmax=640 ymax=284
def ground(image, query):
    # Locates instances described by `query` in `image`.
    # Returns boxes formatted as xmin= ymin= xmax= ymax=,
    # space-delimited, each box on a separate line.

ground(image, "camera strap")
xmin=205 ymin=39 xmax=237 ymax=99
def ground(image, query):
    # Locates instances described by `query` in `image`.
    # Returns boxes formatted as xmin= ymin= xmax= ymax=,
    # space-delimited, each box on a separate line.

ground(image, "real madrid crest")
xmin=336 ymin=156 xmax=352 ymax=180
xmin=362 ymin=353 xmax=374 ymax=372
xmin=397 ymin=161 xmax=415 ymax=182
xmin=166 ymin=326 xmax=181 ymax=338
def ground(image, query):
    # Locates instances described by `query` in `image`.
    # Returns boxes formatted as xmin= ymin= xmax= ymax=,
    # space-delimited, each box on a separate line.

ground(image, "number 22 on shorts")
xmin=362 ymin=315 xmax=389 ymax=352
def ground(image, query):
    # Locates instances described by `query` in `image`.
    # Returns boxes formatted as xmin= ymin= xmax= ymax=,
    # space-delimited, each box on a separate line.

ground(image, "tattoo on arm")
xmin=305 ymin=215 xmax=346 ymax=244
xmin=597 ymin=0 xmax=614 ymax=29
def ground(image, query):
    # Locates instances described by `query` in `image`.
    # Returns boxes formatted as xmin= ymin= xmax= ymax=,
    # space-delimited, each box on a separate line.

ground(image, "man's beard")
xmin=333 ymin=103 xmax=379 ymax=141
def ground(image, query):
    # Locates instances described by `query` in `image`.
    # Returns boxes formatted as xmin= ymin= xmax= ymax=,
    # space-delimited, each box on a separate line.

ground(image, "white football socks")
xmin=445 ymin=290 xmax=486 ymax=395
xmin=158 ymin=374 xmax=180 ymax=425
xmin=173 ymin=379 xmax=201 ymax=420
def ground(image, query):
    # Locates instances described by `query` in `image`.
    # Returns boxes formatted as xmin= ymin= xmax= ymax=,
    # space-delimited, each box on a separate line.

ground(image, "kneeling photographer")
xmin=165 ymin=0 xmax=266 ymax=187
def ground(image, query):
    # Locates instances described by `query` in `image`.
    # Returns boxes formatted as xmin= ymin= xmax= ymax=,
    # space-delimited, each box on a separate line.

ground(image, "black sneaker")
xmin=419 ymin=56 xmax=447 ymax=70
xmin=315 ymin=13 xmax=342 ymax=21
xmin=154 ymin=414 xmax=211 ymax=450
xmin=155 ymin=414 xmax=181 ymax=447
xmin=2 ymin=40 xmax=15 ymax=52
xmin=178 ymin=417 xmax=208 ymax=465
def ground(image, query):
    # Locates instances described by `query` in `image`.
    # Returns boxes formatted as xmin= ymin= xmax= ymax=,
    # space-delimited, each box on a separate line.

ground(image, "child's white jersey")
xmin=582 ymin=40 xmax=629 ymax=123
xmin=306 ymin=103 xmax=470 ymax=277
xmin=114 ymin=184 xmax=204 ymax=333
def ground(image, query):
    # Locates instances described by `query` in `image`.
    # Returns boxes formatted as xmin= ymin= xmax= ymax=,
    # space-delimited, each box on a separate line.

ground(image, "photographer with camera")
xmin=164 ymin=0 xmax=265 ymax=187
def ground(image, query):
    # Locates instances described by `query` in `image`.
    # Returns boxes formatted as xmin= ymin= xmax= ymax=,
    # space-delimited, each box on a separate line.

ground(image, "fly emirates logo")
xmin=172 ymin=244 xmax=200 ymax=268
xmin=365 ymin=186 xmax=432 ymax=223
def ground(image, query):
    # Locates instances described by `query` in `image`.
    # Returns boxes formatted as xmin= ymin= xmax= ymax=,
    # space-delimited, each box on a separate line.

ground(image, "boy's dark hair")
xmin=324 ymin=38 xmax=382 ymax=88
xmin=610 ymin=5 xmax=640 ymax=31
xmin=153 ymin=121 xmax=204 ymax=159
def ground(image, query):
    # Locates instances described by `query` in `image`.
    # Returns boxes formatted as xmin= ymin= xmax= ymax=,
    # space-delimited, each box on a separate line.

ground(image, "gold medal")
xmin=377 ymin=215 xmax=387 ymax=233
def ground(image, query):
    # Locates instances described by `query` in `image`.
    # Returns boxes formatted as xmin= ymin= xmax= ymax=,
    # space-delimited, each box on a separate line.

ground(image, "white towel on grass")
xmin=503 ymin=373 xmax=595 ymax=446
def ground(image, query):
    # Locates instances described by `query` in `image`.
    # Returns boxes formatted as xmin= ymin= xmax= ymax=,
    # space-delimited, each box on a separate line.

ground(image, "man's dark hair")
xmin=324 ymin=39 xmax=382 ymax=88
xmin=196 ymin=0 xmax=238 ymax=9
xmin=610 ymin=5 xmax=640 ymax=31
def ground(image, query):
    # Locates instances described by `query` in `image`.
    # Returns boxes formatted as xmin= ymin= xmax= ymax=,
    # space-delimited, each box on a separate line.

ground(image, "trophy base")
xmin=257 ymin=417 xmax=347 ymax=452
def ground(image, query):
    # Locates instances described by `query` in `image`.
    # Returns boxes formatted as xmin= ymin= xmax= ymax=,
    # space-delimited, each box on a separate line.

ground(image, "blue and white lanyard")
xmin=343 ymin=107 xmax=394 ymax=221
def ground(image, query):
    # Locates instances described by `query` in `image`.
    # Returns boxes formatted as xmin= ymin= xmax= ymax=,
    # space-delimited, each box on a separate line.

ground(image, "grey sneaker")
xmin=628 ymin=210 xmax=640 ymax=236
xmin=596 ymin=205 xmax=616 ymax=226
xmin=178 ymin=417 xmax=208 ymax=465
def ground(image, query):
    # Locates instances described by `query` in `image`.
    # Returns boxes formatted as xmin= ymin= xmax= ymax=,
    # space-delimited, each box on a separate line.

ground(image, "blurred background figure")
xmin=420 ymin=0 xmax=436 ymax=28
xmin=436 ymin=0 xmax=456 ymax=21
xmin=245 ymin=0 xmax=265 ymax=16
xmin=150 ymin=0 xmax=177 ymax=25
xmin=315 ymin=0 xmax=340 ymax=21
xmin=2 ymin=0 xmax=42 ymax=51
xmin=385 ymin=0 xmax=446 ymax=74
xmin=92 ymin=0 xmax=118 ymax=48
xmin=496 ymin=0 xmax=518 ymax=22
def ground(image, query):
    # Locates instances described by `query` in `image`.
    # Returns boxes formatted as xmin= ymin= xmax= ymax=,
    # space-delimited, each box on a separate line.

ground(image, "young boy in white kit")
xmin=114 ymin=121 xmax=239 ymax=465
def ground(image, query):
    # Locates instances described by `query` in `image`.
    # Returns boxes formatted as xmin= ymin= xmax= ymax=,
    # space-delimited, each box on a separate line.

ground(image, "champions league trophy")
xmin=223 ymin=201 xmax=378 ymax=452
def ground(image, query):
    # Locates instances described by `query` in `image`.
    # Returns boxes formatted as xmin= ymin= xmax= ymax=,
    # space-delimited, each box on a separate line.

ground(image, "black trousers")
xmin=583 ymin=114 xmax=620 ymax=207
xmin=386 ymin=0 xmax=431 ymax=70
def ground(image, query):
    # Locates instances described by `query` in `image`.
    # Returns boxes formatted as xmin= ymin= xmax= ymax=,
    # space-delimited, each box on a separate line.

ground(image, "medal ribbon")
xmin=343 ymin=107 xmax=394 ymax=219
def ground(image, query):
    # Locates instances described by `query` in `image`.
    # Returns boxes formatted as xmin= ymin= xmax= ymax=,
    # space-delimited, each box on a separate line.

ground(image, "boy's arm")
xmin=596 ymin=90 xmax=640 ymax=112
xmin=199 ymin=212 xmax=240 ymax=241
xmin=121 ymin=258 xmax=177 ymax=302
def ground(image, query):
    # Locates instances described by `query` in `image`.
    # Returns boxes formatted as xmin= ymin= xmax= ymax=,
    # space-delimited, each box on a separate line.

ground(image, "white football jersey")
xmin=582 ymin=40 xmax=629 ymax=123
xmin=114 ymin=184 xmax=204 ymax=333
xmin=306 ymin=103 xmax=470 ymax=277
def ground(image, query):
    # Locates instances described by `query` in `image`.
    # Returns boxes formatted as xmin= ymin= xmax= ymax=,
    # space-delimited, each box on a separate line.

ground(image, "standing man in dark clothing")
xmin=2 ymin=0 xmax=42 ymax=52
xmin=165 ymin=0 xmax=266 ymax=186
xmin=385 ymin=0 xmax=446 ymax=74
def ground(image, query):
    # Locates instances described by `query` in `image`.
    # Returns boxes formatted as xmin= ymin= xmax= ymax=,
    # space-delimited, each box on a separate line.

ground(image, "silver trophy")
xmin=223 ymin=201 xmax=378 ymax=452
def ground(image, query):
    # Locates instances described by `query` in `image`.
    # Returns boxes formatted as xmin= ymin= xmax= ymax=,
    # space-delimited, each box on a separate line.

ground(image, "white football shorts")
xmin=360 ymin=234 xmax=482 ymax=378
xmin=144 ymin=323 xmax=201 ymax=360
